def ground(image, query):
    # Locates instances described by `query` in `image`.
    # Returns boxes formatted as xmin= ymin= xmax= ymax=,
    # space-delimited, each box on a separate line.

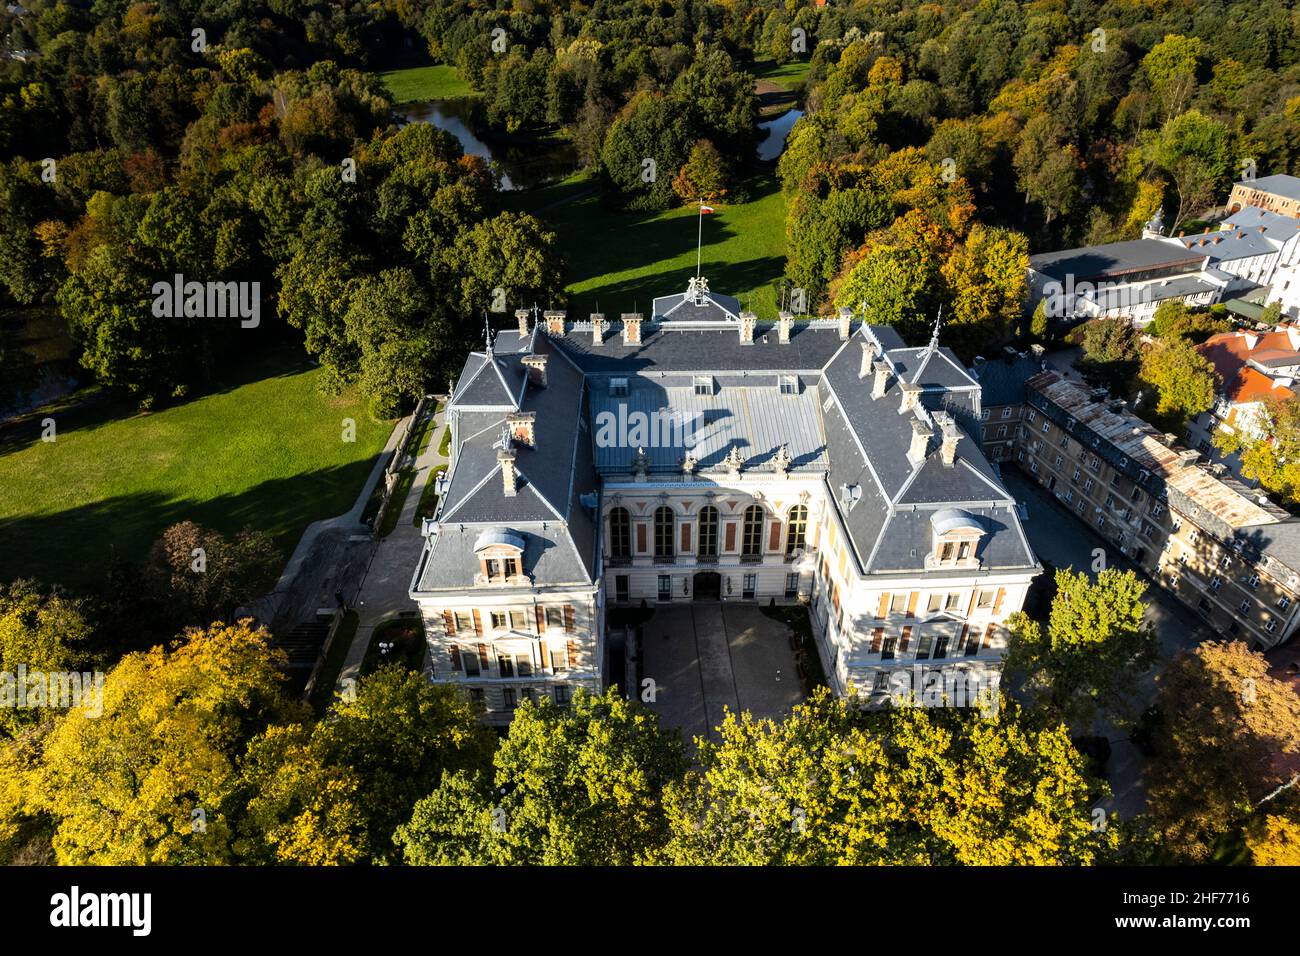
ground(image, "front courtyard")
xmin=635 ymin=604 xmax=806 ymax=743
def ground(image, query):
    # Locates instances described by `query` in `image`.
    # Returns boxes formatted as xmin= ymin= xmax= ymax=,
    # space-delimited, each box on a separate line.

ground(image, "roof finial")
xmin=930 ymin=305 xmax=943 ymax=349
xmin=483 ymin=312 xmax=492 ymax=354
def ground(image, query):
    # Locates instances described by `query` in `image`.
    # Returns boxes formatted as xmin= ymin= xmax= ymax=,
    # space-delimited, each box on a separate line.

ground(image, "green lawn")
xmin=377 ymin=64 xmax=476 ymax=103
xmin=0 ymin=350 xmax=391 ymax=590
xmin=520 ymin=170 xmax=789 ymax=318
xmin=752 ymin=57 xmax=812 ymax=91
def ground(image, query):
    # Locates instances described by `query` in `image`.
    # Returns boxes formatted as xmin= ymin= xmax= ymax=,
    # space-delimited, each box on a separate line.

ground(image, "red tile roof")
xmin=1197 ymin=328 xmax=1300 ymax=405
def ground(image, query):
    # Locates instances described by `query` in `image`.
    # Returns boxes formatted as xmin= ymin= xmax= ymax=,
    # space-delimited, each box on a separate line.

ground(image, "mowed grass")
xmin=517 ymin=170 xmax=789 ymax=318
xmin=0 ymin=351 xmax=391 ymax=590
xmin=752 ymin=57 xmax=812 ymax=91
xmin=377 ymin=64 xmax=476 ymax=103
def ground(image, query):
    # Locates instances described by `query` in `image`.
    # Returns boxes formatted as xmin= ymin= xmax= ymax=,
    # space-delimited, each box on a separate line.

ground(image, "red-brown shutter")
xmin=636 ymin=523 xmax=647 ymax=553
xmin=536 ymin=605 xmax=546 ymax=633
xmin=899 ymin=626 xmax=912 ymax=653
xmin=539 ymin=640 xmax=549 ymax=671
xmin=982 ymin=623 xmax=996 ymax=649
xmin=906 ymin=592 xmax=918 ymax=617
xmin=472 ymin=608 xmax=482 ymax=636
xmin=724 ymin=522 xmax=736 ymax=552
xmin=449 ymin=646 xmax=462 ymax=670
xmin=681 ymin=522 xmax=691 ymax=554
xmin=993 ymin=587 xmax=1006 ymax=614
xmin=870 ymin=628 xmax=884 ymax=653
xmin=966 ymin=590 xmax=978 ymax=616
xmin=477 ymin=644 xmax=490 ymax=670
xmin=566 ymin=638 xmax=578 ymax=666
xmin=563 ymin=604 xmax=575 ymax=632
xmin=442 ymin=610 xmax=455 ymax=635
xmin=768 ymin=520 xmax=781 ymax=552
xmin=877 ymin=593 xmax=890 ymax=618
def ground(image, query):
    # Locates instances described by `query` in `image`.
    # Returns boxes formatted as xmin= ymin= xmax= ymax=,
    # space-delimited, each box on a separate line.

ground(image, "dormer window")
xmin=693 ymin=375 xmax=713 ymax=396
xmin=609 ymin=377 xmax=628 ymax=397
xmin=929 ymin=509 xmax=985 ymax=569
xmin=473 ymin=528 xmax=526 ymax=585
xmin=779 ymin=375 xmax=799 ymax=395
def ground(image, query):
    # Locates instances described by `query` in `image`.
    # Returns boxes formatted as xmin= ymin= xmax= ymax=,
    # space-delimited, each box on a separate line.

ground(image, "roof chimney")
xmin=739 ymin=311 xmax=756 ymax=345
xmin=506 ymin=411 xmax=536 ymax=447
xmin=899 ymin=381 xmax=922 ymax=413
xmin=860 ymin=340 xmax=879 ymax=378
xmin=907 ymin=418 xmax=931 ymax=465
xmin=872 ymin=359 xmax=892 ymax=399
xmin=544 ymin=310 xmax=566 ymax=336
xmin=778 ymin=310 xmax=793 ymax=344
xmin=621 ymin=313 xmax=642 ymax=345
xmin=837 ymin=306 xmax=852 ymax=340
xmin=1177 ymin=448 xmax=1200 ymax=468
xmin=591 ymin=313 xmax=605 ymax=346
xmin=498 ymin=445 xmax=518 ymax=497
xmin=522 ymin=354 xmax=548 ymax=388
xmin=516 ymin=309 xmax=530 ymax=337
xmin=936 ymin=412 xmax=960 ymax=467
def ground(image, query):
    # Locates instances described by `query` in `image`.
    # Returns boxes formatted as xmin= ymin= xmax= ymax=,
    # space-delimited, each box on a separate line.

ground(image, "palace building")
xmin=410 ymin=278 xmax=1040 ymax=721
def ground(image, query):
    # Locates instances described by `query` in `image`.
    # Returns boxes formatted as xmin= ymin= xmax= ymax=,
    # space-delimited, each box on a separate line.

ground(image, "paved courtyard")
xmin=637 ymin=604 xmax=806 ymax=743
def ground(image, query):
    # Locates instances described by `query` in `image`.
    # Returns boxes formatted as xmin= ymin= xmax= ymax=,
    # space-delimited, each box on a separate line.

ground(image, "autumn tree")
xmin=1215 ymin=396 xmax=1300 ymax=506
xmin=396 ymin=688 xmax=687 ymax=865
xmin=671 ymin=140 xmax=729 ymax=203
xmin=940 ymin=223 xmax=1028 ymax=358
xmin=658 ymin=689 xmax=1116 ymax=865
xmin=1246 ymin=810 xmax=1300 ymax=865
xmin=1137 ymin=337 xmax=1219 ymax=431
xmin=1005 ymin=568 xmax=1158 ymax=729
xmin=1146 ymin=641 xmax=1300 ymax=861
xmin=0 ymin=581 xmax=94 ymax=738
xmin=145 ymin=521 xmax=281 ymax=626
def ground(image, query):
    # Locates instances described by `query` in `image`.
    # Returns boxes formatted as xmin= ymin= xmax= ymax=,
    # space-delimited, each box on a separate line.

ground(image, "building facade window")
xmin=698 ymin=505 xmax=719 ymax=559
xmin=609 ymin=507 xmax=631 ymax=559
xmin=741 ymin=505 xmax=764 ymax=558
xmin=654 ymin=507 xmax=674 ymax=559
xmin=785 ymin=505 xmax=808 ymax=555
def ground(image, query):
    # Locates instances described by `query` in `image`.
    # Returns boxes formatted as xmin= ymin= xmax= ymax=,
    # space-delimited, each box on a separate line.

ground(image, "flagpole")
xmin=696 ymin=200 xmax=703 ymax=279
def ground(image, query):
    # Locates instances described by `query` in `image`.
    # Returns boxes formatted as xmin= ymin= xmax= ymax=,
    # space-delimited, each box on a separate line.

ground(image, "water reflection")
xmin=756 ymin=108 xmax=804 ymax=162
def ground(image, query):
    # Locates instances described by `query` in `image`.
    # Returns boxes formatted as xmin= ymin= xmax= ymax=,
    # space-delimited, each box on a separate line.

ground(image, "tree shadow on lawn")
xmin=0 ymin=459 xmax=382 ymax=595
xmin=568 ymin=254 xmax=788 ymax=319
xmin=0 ymin=344 xmax=321 ymax=459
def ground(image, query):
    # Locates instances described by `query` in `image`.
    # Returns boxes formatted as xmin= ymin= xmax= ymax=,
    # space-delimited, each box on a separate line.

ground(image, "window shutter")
xmin=539 ymin=640 xmax=549 ymax=671
xmin=442 ymin=610 xmax=455 ymax=635
xmin=768 ymin=520 xmax=781 ymax=552
xmin=477 ymin=644 xmax=490 ymax=670
xmin=993 ymin=588 xmax=1006 ymax=614
xmin=567 ymin=638 xmax=578 ymax=666
xmin=563 ymin=604 xmax=575 ymax=632
xmin=899 ymin=626 xmax=912 ymax=653
xmin=983 ymin=624 xmax=996 ymax=649
xmin=449 ymin=646 xmax=462 ymax=671
xmin=877 ymin=593 xmax=890 ymax=618
xmin=724 ymin=522 xmax=736 ymax=552
xmin=870 ymin=628 xmax=883 ymax=653
xmin=681 ymin=522 xmax=691 ymax=554
xmin=536 ymin=605 xmax=546 ymax=633
xmin=472 ymin=608 xmax=482 ymax=636
xmin=636 ymin=523 xmax=647 ymax=553
xmin=905 ymin=592 xmax=918 ymax=617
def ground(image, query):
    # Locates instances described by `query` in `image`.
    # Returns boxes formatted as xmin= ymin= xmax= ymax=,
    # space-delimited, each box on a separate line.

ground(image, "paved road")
xmin=1002 ymin=468 xmax=1212 ymax=818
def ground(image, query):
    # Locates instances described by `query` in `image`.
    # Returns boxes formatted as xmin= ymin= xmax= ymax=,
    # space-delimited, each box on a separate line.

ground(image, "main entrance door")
xmin=693 ymin=571 xmax=721 ymax=601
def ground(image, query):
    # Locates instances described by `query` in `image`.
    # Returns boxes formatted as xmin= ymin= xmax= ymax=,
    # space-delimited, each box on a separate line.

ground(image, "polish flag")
xmin=700 ymin=204 xmax=715 ymax=214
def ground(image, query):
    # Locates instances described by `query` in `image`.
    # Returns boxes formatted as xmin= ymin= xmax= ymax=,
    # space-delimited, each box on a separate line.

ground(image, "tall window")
xmin=654 ymin=507 xmax=674 ymax=559
xmin=741 ymin=505 xmax=764 ymax=558
xmin=785 ymin=505 xmax=808 ymax=555
xmin=609 ymin=507 xmax=630 ymax=559
xmin=698 ymin=506 xmax=719 ymax=559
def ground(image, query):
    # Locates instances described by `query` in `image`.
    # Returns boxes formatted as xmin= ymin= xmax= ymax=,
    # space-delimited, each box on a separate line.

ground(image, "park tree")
xmin=1143 ymin=110 xmax=1231 ymax=231
xmin=1005 ymin=568 xmax=1158 ymax=729
xmin=1216 ymin=396 xmax=1300 ymax=506
xmin=1146 ymin=301 xmax=1230 ymax=342
xmin=144 ymin=521 xmax=281 ymax=627
xmin=1141 ymin=35 xmax=1203 ymax=121
xmin=0 ymin=581 xmax=94 ymax=738
xmin=1013 ymin=114 xmax=1082 ymax=229
xmin=396 ymin=688 xmax=688 ymax=865
xmin=1138 ymin=338 xmax=1219 ymax=431
xmin=1146 ymin=641 xmax=1300 ymax=861
xmin=1079 ymin=316 xmax=1142 ymax=394
xmin=939 ymin=223 xmax=1028 ymax=358
xmin=343 ymin=267 xmax=443 ymax=418
xmin=313 ymin=666 xmax=493 ymax=863
xmin=600 ymin=91 xmax=695 ymax=210
xmin=444 ymin=211 xmax=564 ymax=317
xmin=671 ymin=139 xmax=729 ymax=203
xmin=658 ymin=689 xmax=1115 ymax=865
xmin=1246 ymin=810 xmax=1300 ymax=865
xmin=27 ymin=621 xmax=293 ymax=865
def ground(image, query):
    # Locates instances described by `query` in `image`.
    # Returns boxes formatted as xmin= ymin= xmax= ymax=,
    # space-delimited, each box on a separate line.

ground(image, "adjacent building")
xmin=1229 ymin=174 xmax=1300 ymax=221
xmin=411 ymin=279 xmax=1041 ymax=718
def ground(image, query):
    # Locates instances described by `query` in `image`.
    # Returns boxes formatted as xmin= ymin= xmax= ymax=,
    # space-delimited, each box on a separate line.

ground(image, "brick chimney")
xmin=860 ymin=340 xmax=879 ymax=378
xmin=872 ymin=360 xmax=892 ymax=399
xmin=778 ymin=311 xmax=793 ymax=344
xmin=907 ymin=418 xmax=931 ymax=465
xmin=899 ymin=381 xmax=922 ymax=413
xmin=544 ymin=310 xmax=566 ymax=336
xmin=498 ymin=445 xmax=518 ymax=497
xmin=739 ymin=311 xmax=756 ymax=344
xmin=506 ymin=411 xmax=536 ymax=447
xmin=591 ymin=313 xmax=605 ymax=346
xmin=936 ymin=413 xmax=960 ymax=467
xmin=522 ymin=354 xmax=548 ymax=388
xmin=515 ymin=309 xmax=531 ymax=337
xmin=837 ymin=306 xmax=852 ymax=340
xmin=622 ymin=313 xmax=643 ymax=345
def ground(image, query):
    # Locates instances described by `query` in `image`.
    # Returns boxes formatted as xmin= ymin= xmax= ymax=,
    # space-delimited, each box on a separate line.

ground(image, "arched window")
xmin=785 ymin=505 xmax=808 ymax=555
xmin=654 ymin=506 xmax=675 ymax=559
xmin=609 ymin=507 xmax=630 ymax=559
xmin=741 ymin=505 xmax=764 ymax=558
xmin=697 ymin=506 xmax=719 ymax=559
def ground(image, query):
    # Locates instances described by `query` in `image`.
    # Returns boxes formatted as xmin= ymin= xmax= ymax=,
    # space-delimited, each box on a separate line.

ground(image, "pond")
xmin=400 ymin=99 xmax=579 ymax=191
xmin=756 ymin=108 xmax=804 ymax=162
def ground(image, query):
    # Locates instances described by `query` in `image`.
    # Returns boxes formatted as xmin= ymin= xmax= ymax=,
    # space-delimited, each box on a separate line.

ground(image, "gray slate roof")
xmin=1242 ymin=174 xmax=1300 ymax=202
xmin=1029 ymin=239 xmax=1204 ymax=282
xmin=970 ymin=352 xmax=1045 ymax=406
